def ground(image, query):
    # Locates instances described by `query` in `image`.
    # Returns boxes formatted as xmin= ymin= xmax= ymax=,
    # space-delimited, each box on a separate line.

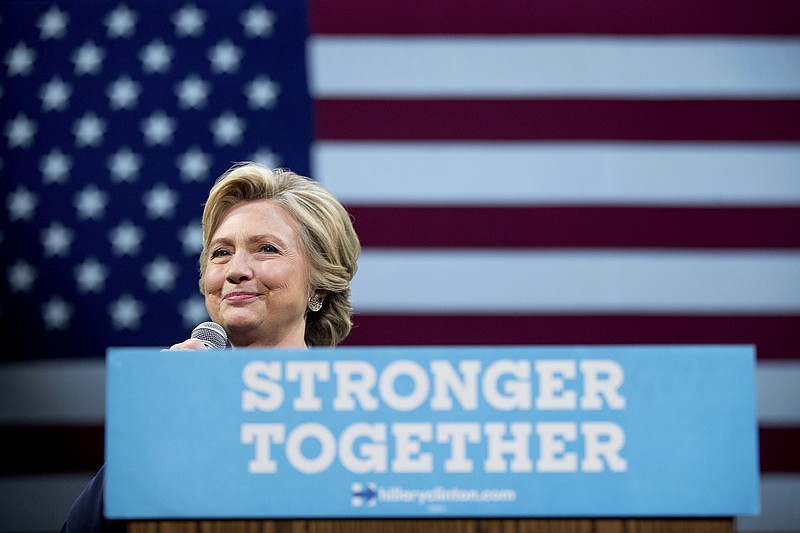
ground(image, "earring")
xmin=308 ymin=294 xmax=323 ymax=312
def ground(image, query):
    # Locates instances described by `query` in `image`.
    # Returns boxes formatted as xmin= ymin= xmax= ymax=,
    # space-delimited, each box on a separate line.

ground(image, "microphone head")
xmin=191 ymin=321 xmax=228 ymax=349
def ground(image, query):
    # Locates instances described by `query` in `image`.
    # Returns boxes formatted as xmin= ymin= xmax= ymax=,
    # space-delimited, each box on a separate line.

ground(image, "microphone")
xmin=191 ymin=321 xmax=229 ymax=349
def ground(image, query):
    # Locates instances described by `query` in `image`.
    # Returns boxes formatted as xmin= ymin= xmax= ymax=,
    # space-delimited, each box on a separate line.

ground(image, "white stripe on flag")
xmin=0 ymin=474 xmax=96 ymax=532
xmin=757 ymin=362 xmax=800 ymax=426
xmin=736 ymin=474 xmax=800 ymax=532
xmin=0 ymin=360 xmax=106 ymax=424
xmin=352 ymin=250 xmax=800 ymax=313
xmin=1 ymin=360 xmax=799 ymax=425
xmin=2 ymin=473 xmax=798 ymax=532
xmin=309 ymin=37 xmax=800 ymax=97
xmin=313 ymin=142 xmax=800 ymax=206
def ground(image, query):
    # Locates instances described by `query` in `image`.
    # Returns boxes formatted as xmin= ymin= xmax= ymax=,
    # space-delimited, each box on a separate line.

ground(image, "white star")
xmin=143 ymin=255 xmax=179 ymax=292
xmin=40 ymin=148 xmax=73 ymax=184
xmin=244 ymin=75 xmax=280 ymax=109
xmin=107 ymin=75 xmax=141 ymax=110
xmin=142 ymin=183 xmax=179 ymax=219
xmin=109 ymin=220 xmax=144 ymax=256
xmin=8 ymin=259 xmax=38 ymax=293
xmin=72 ymin=40 xmax=105 ymax=75
xmin=172 ymin=3 xmax=206 ymax=37
xmin=5 ymin=112 xmax=37 ymax=148
xmin=5 ymin=41 xmax=36 ymax=76
xmin=109 ymin=293 xmax=144 ymax=330
xmin=140 ymin=39 xmax=174 ymax=74
xmin=42 ymin=296 xmax=74 ymax=331
xmin=240 ymin=5 xmax=276 ymax=38
xmin=74 ymin=184 xmax=109 ymax=220
xmin=41 ymin=221 xmax=74 ymax=258
xmin=178 ymin=220 xmax=203 ymax=255
xmin=208 ymin=40 xmax=242 ymax=74
xmin=251 ymin=146 xmax=280 ymax=168
xmin=210 ymin=111 xmax=245 ymax=146
xmin=38 ymin=5 xmax=70 ymax=40
xmin=174 ymin=74 xmax=210 ymax=109
xmin=105 ymin=4 xmax=138 ymax=38
xmin=74 ymin=257 xmax=109 ymax=293
xmin=73 ymin=112 xmax=107 ymax=147
xmin=141 ymin=110 xmax=177 ymax=146
xmin=107 ymin=147 xmax=142 ymax=182
xmin=39 ymin=76 xmax=73 ymax=112
xmin=7 ymin=185 xmax=39 ymax=221
xmin=180 ymin=296 xmax=209 ymax=329
xmin=176 ymin=146 xmax=212 ymax=182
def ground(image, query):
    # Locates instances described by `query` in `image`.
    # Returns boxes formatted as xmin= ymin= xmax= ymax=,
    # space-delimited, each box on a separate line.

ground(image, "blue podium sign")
xmin=105 ymin=345 xmax=759 ymax=519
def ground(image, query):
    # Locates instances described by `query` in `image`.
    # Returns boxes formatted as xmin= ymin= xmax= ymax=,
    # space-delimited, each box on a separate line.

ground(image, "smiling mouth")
xmin=224 ymin=292 xmax=259 ymax=302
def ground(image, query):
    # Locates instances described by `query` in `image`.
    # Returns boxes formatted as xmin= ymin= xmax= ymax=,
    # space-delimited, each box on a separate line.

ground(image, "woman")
xmin=62 ymin=162 xmax=361 ymax=531
xmin=173 ymin=161 xmax=360 ymax=350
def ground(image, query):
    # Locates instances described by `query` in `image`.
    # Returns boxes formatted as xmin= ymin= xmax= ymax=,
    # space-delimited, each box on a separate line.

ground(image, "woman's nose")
xmin=225 ymin=252 xmax=254 ymax=283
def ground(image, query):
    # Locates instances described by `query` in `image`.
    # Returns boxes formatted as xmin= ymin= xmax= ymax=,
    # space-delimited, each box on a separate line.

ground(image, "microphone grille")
xmin=191 ymin=321 xmax=228 ymax=349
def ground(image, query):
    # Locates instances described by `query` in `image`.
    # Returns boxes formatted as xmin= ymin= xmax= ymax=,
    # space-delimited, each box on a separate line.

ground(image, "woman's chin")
xmin=219 ymin=312 xmax=261 ymax=334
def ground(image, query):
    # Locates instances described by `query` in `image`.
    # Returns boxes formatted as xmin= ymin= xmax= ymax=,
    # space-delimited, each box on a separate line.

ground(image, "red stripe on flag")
xmin=2 ymin=424 xmax=797 ymax=475
xmin=310 ymin=0 xmax=800 ymax=36
xmin=759 ymin=427 xmax=800 ymax=473
xmin=0 ymin=425 xmax=104 ymax=476
xmin=315 ymin=99 xmax=800 ymax=141
xmin=344 ymin=314 xmax=800 ymax=360
xmin=349 ymin=207 xmax=800 ymax=249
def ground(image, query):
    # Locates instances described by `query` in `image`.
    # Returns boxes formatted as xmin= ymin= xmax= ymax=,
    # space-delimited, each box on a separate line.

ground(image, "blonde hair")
xmin=199 ymin=162 xmax=360 ymax=346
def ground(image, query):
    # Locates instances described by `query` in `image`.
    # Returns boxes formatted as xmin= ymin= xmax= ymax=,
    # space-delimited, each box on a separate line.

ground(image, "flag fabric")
xmin=1 ymin=1 xmax=312 ymax=528
xmin=2 ymin=0 xmax=800 ymax=531
xmin=308 ymin=1 xmax=800 ymax=530
xmin=1 ymin=0 xmax=312 ymax=360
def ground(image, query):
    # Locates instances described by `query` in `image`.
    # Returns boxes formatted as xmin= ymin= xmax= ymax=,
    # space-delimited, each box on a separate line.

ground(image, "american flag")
xmin=1 ymin=0 xmax=312 ymax=360
xmin=1 ymin=1 xmax=799 ymax=531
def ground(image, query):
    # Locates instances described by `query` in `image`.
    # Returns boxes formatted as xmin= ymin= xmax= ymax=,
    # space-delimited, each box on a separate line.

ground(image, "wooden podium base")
xmin=128 ymin=518 xmax=734 ymax=533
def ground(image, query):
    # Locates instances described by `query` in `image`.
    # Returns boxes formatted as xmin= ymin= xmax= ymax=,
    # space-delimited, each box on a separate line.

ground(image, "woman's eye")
xmin=260 ymin=244 xmax=279 ymax=253
xmin=211 ymin=248 xmax=230 ymax=259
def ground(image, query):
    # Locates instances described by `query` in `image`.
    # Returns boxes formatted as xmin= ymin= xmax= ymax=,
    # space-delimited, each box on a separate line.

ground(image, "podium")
xmin=105 ymin=346 xmax=758 ymax=531
xmin=126 ymin=518 xmax=734 ymax=533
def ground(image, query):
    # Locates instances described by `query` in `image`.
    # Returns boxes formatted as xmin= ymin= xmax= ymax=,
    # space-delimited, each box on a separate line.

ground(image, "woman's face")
xmin=204 ymin=199 xmax=311 ymax=348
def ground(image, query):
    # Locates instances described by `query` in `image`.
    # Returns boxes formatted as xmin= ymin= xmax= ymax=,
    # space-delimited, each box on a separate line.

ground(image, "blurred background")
xmin=1 ymin=0 xmax=798 ymax=531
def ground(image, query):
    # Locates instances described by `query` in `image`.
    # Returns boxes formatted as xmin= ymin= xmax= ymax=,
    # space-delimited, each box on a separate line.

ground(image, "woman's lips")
xmin=224 ymin=291 xmax=259 ymax=302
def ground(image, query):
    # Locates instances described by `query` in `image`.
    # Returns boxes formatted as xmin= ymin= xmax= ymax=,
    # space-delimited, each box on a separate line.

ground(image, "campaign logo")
xmin=351 ymin=482 xmax=377 ymax=507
